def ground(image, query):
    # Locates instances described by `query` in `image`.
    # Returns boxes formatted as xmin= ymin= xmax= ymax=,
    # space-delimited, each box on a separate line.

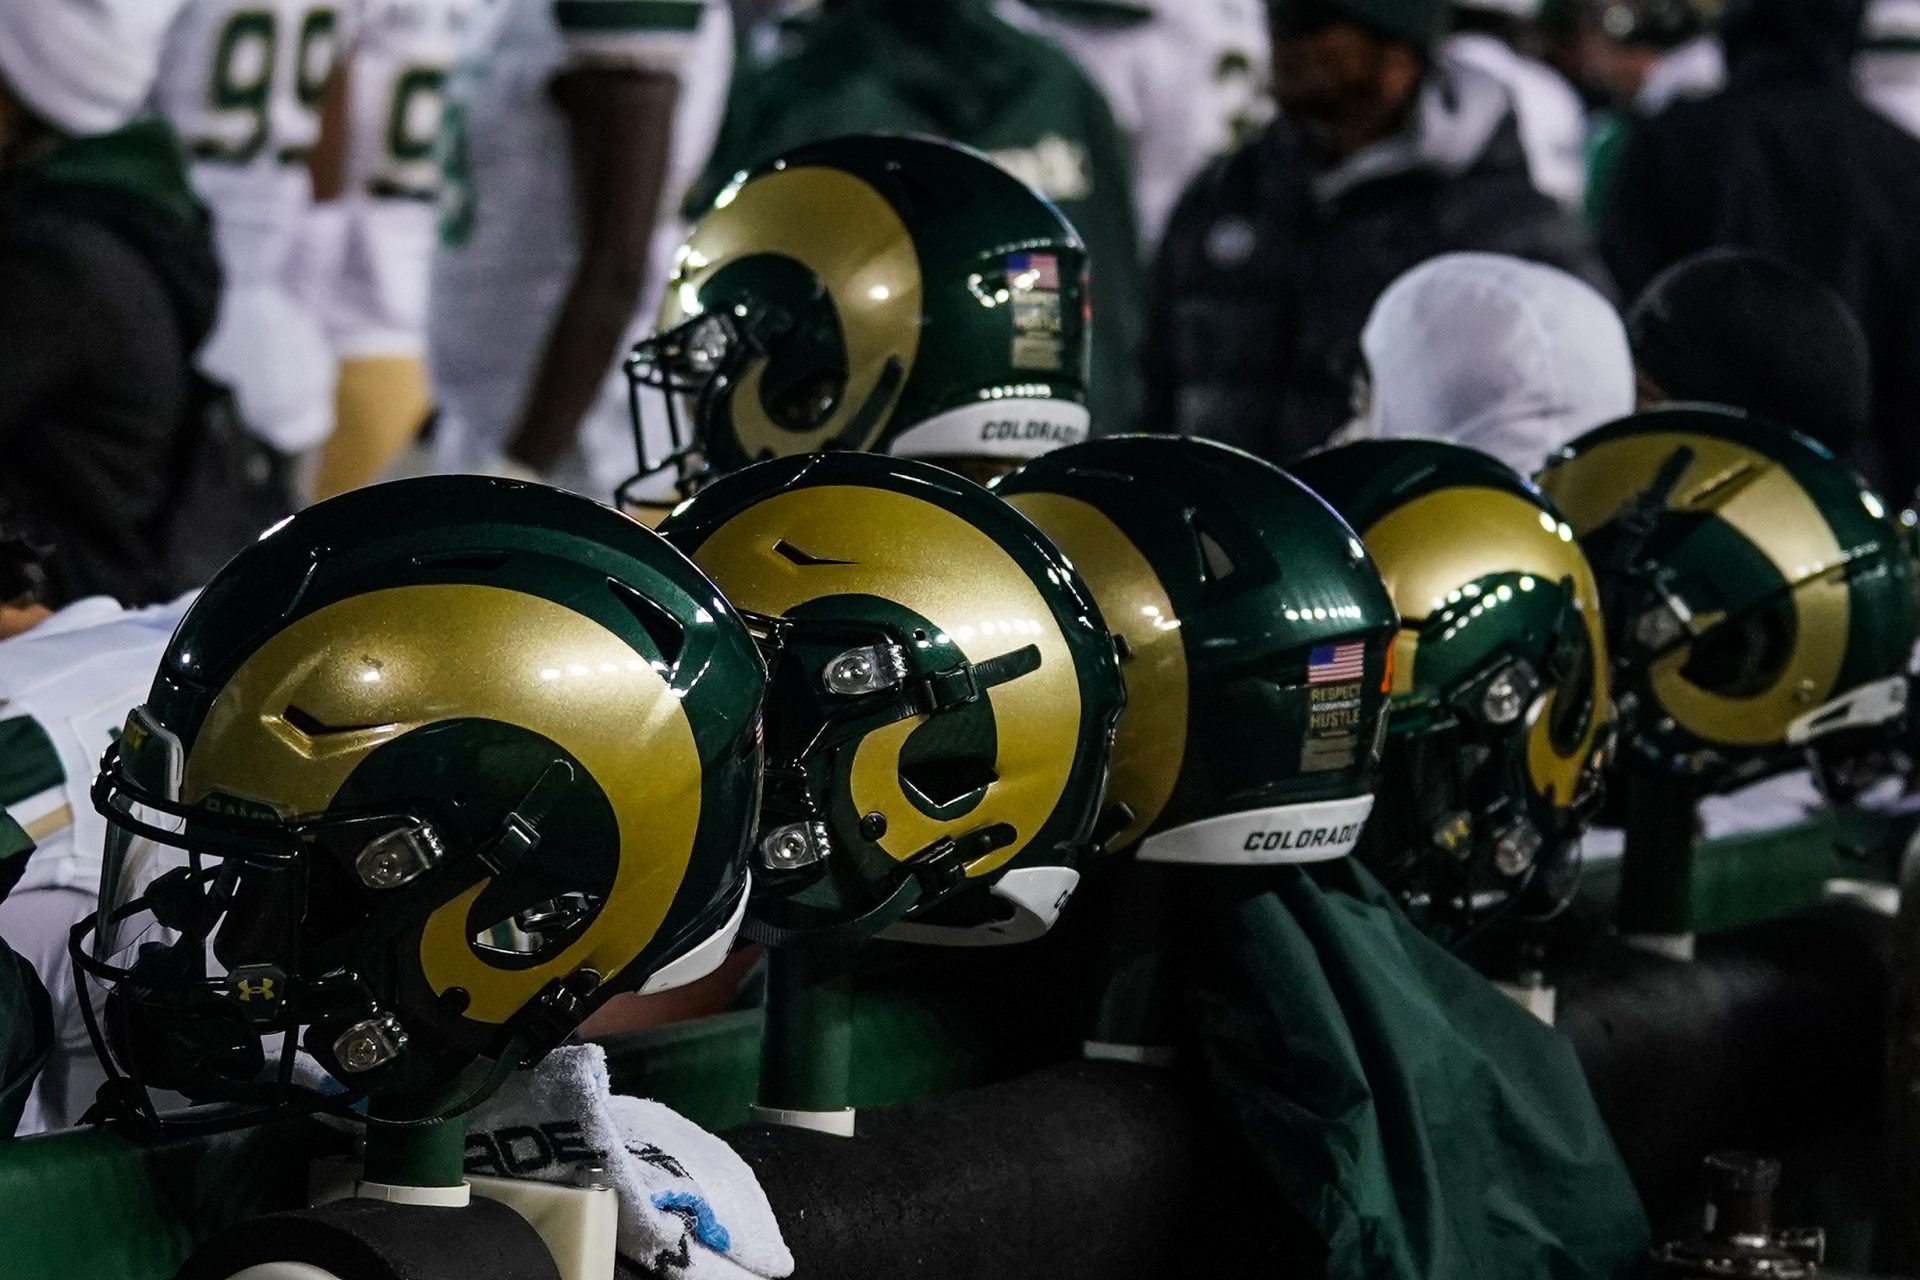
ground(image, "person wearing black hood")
xmin=1629 ymin=248 xmax=1877 ymax=467
xmin=1599 ymin=0 xmax=1920 ymax=505
xmin=0 ymin=0 xmax=222 ymax=608
xmin=1145 ymin=0 xmax=1609 ymax=463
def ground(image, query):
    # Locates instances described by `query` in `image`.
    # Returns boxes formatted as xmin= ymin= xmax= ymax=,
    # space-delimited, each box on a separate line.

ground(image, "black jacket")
xmin=1599 ymin=24 xmax=1920 ymax=504
xmin=1147 ymin=60 xmax=1610 ymax=463
xmin=0 ymin=120 xmax=221 ymax=607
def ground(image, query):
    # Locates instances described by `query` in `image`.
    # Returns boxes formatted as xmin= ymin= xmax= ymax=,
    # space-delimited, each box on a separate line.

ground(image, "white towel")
xmin=466 ymin=1044 xmax=793 ymax=1280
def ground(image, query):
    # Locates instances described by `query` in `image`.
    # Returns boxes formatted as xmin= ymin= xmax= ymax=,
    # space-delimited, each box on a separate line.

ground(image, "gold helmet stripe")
xmin=663 ymin=166 xmax=924 ymax=459
xmin=689 ymin=485 xmax=1081 ymax=879
xmin=1005 ymin=491 xmax=1188 ymax=849
xmin=1540 ymin=432 xmax=1848 ymax=748
xmin=184 ymin=584 xmax=703 ymax=1026
xmin=1360 ymin=487 xmax=1609 ymax=805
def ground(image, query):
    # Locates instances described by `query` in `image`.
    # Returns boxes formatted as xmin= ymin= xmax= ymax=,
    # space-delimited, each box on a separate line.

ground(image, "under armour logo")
xmin=227 ymin=965 xmax=289 ymax=1022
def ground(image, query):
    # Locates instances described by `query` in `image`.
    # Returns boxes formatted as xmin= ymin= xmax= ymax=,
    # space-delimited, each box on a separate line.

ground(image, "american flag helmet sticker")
xmin=1008 ymin=252 xmax=1065 ymax=371
xmin=1308 ymin=641 xmax=1366 ymax=685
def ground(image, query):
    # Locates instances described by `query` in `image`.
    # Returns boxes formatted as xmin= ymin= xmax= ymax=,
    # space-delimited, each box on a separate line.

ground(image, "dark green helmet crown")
xmin=1537 ymin=405 xmax=1918 ymax=785
xmin=659 ymin=451 xmax=1123 ymax=945
xmin=78 ymin=477 xmax=764 ymax=1127
xmin=623 ymin=133 xmax=1090 ymax=505
xmin=1293 ymin=440 xmax=1612 ymax=936
xmin=994 ymin=436 xmax=1397 ymax=865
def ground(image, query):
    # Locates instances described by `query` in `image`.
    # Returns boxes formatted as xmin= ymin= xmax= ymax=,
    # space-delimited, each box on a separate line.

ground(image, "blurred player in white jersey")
xmin=1201 ymin=0 xmax=1274 ymax=149
xmin=309 ymin=0 xmax=476 ymax=498
xmin=1005 ymin=0 xmax=1269 ymax=253
xmin=153 ymin=0 xmax=344 ymax=457
xmin=428 ymin=0 xmax=732 ymax=502
xmin=0 ymin=594 xmax=193 ymax=1134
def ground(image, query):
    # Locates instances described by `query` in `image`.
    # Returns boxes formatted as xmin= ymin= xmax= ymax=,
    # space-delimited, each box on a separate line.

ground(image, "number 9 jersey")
xmin=152 ymin=0 xmax=345 ymax=453
xmin=326 ymin=0 xmax=476 ymax=358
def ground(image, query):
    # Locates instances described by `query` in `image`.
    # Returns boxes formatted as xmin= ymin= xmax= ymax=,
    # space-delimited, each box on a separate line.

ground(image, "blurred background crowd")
xmin=5 ymin=0 xmax=1919 ymax=616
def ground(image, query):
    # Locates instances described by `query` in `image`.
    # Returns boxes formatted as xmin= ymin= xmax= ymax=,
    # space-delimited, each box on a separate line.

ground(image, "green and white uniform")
xmin=0 ymin=596 xmax=192 ymax=1134
xmin=1007 ymin=0 xmax=1269 ymax=250
xmin=319 ymin=0 xmax=477 ymax=358
xmin=153 ymin=0 xmax=345 ymax=451
xmin=428 ymin=0 xmax=732 ymax=498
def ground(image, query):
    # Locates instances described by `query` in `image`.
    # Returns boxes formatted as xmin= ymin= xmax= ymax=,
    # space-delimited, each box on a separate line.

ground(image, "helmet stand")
xmin=1877 ymin=826 xmax=1920 ymax=1270
xmin=750 ymin=942 xmax=859 ymax=1136
xmin=359 ymin=1109 xmax=470 ymax=1200
xmin=1493 ymin=940 xmax=1560 ymax=1025
xmin=1616 ymin=771 xmax=1701 ymax=961
xmin=1080 ymin=863 xmax=1180 ymax=1068
xmin=178 ymin=1104 xmax=621 ymax=1278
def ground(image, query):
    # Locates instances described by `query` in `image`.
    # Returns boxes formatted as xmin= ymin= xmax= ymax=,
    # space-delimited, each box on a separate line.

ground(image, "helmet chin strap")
xmin=742 ymin=823 xmax=1016 ymax=948
xmin=823 ymin=357 xmax=906 ymax=453
xmin=1595 ymin=445 xmax=1695 ymax=644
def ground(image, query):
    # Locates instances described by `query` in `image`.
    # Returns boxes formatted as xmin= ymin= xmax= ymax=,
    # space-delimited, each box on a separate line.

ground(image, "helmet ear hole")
xmin=1680 ymin=601 xmax=1794 ymax=698
xmin=763 ymin=368 xmax=846 ymax=433
xmin=471 ymin=892 xmax=603 ymax=961
xmin=894 ymin=685 xmax=1001 ymax=820
xmin=899 ymin=757 xmax=998 ymax=813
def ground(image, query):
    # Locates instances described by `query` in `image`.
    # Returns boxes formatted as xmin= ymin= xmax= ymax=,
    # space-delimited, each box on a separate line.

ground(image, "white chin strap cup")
xmin=1135 ymin=794 xmax=1376 ymax=866
xmin=877 ymin=866 xmax=1080 ymax=947
xmin=1784 ymin=674 xmax=1909 ymax=746
xmin=886 ymin=399 xmax=1090 ymax=461
xmin=638 ymin=880 xmax=750 ymax=995
xmin=747 ymin=1104 xmax=858 ymax=1137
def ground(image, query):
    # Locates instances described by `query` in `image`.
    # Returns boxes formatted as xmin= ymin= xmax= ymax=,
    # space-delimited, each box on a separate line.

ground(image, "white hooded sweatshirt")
xmin=1443 ymin=32 xmax=1589 ymax=208
xmin=1637 ymin=33 xmax=1727 ymax=112
xmin=1858 ymin=0 xmax=1920 ymax=138
xmin=1357 ymin=252 xmax=1634 ymax=476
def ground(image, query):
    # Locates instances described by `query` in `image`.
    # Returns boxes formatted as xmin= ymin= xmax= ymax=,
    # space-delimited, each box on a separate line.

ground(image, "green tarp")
xmin=1190 ymin=861 xmax=1649 ymax=1279
xmin=0 ymin=938 xmax=51 ymax=1139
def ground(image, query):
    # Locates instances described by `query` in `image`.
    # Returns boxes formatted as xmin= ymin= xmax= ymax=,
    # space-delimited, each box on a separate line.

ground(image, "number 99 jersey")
xmin=154 ymin=0 xmax=341 ymax=200
xmin=153 ymin=0 xmax=346 ymax=451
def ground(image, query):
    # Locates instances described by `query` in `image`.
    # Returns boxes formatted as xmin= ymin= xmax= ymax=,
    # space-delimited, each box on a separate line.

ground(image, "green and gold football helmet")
xmin=658 ymin=452 xmax=1123 ymax=946
xmin=1292 ymin=440 xmax=1612 ymax=937
xmin=994 ymin=436 xmax=1397 ymax=864
xmin=74 ymin=478 xmax=764 ymax=1128
xmin=1537 ymin=405 xmax=1918 ymax=786
xmin=622 ymin=133 xmax=1091 ymax=505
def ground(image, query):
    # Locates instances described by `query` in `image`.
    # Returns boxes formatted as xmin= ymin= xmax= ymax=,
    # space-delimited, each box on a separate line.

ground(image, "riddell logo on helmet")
xmin=981 ymin=419 xmax=1084 ymax=446
xmin=1242 ymin=822 xmax=1366 ymax=853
